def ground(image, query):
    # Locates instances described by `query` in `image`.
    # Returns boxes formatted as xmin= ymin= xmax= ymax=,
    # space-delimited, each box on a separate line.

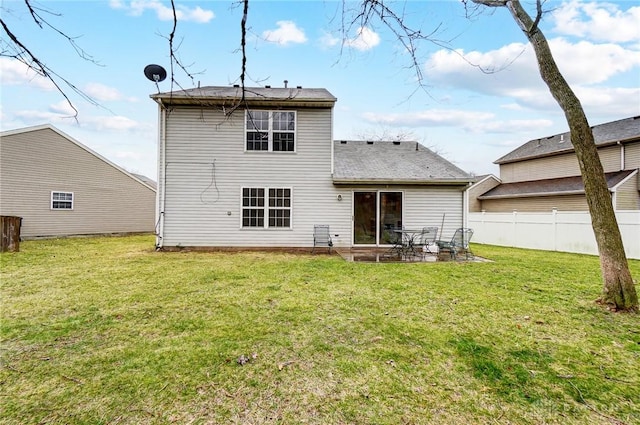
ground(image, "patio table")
xmin=391 ymin=229 xmax=423 ymax=259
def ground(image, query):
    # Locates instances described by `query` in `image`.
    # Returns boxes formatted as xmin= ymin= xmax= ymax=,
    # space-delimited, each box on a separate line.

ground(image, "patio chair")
xmin=416 ymin=226 xmax=439 ymax=257
xmin=312 ymin=225 xmax=333 ymax=253
xmin=436 ymin=228 xmax=474 ymax=260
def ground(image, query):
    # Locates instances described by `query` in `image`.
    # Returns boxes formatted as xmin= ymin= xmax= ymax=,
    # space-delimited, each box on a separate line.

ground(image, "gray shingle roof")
xmin=151 ymin=85 xmax=336 ymax=107
xmin=495 ymin=116 xmax=640 ymax=164
xmin=478 ymin=170 xmax=636 ymax=199
xmin=131 ymin=173 xmax=157 ymax=190
xmin=333 ymin=140 xmax=472 ymax=185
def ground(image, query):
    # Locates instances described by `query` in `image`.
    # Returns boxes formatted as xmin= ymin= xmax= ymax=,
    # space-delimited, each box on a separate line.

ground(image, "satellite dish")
xmin=144 ymin=64 xmax=167 ymax=83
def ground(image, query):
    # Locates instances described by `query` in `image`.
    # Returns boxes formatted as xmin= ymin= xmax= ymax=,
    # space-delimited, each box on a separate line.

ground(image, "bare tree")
xmin=348 ymin=0 xmax=636 ymax=311
xmin=0 ymin=0 xmax=102 ymax=117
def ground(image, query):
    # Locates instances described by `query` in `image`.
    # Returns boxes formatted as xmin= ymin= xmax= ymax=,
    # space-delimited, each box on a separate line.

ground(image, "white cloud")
xmin=468 ymin=119 xmax=554 ymax=134
xmin=83 ymin=82 xmax=136 ymax=102
xmin=319 ymin=32 xmax=340 ymax=49
xmin=424 ymin=37 xmax=640 ymax=113
xmin=49 ymin=100 xmax=77 ymax=116
xmin=13 ymin=102 xmax=149 ymax=133
xmin=346 ymin=27 xmax=381 ymax=51
xmin=361 ymin=109 xmax=493 ymax=128
xmin=361 ymin=109 xmax=553 ymax=135
xmin=0 ymin=58 xmax=55 ymax=90
xmin=262 ymin=21 xmax=307 ymax=46
xmin=550 ymin=0 xmax=640 ymax=43
xmin=110 ymin=0 xmax=214 ymax=23
xmin=549 ymin=38 xmax=640 ymax=85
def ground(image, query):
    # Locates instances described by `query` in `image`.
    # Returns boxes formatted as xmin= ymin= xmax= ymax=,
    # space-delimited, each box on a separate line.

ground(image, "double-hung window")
xmin=246 ymin=110 xmax=296 ymax=152
xmin=51 ymin=191 xmax=73 ymax=210
xmin=242 ymin=187 xmax=291 ymax=228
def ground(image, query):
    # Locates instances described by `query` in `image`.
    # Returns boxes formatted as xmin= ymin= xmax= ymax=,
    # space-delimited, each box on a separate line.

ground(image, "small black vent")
xmin=366 ymin=141 xmax=374 ymax=145
xmin=393 ymin=141 xmax=401 ymax=145
xmin=340 ymin=140 xmax=347 ymax=144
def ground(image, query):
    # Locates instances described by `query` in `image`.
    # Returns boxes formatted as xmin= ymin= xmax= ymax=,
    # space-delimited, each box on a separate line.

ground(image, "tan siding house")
xmin=469 ymin=116 xmax=640 ymax=213
xmin=151 ymin=85 xmax=474 ymax=249
xmin=0 ymin=125 xmax=156 ymax=239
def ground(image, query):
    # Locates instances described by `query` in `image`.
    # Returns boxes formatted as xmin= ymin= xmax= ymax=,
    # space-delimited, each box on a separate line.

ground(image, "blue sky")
xmin=1 ymin=0 xmax=639 ymax=179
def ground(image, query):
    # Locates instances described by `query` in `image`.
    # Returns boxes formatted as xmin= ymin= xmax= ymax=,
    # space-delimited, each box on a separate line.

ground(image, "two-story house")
xmin=151 ymin=85 xmax=473 ymax=250
xmin=469 ymin=116 xmax=640 ymax=212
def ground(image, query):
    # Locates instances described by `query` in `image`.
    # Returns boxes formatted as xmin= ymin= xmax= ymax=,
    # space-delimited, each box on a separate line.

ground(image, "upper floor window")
xmin=242 ymin=187 xmax=291 ymax=228
xmin=51 ymin=191 xmax=73 ymax=210
xmin=246 ymin=110 xmax=296 ymax=152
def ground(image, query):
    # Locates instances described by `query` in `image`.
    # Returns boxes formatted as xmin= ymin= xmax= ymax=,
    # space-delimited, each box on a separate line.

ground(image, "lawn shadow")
xmin=452 ymin=335 xmax=555 ymax=403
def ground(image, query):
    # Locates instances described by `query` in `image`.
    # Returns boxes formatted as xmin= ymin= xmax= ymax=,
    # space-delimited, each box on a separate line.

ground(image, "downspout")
xmin=156 ymin=102 xmax=167 ymax=249
xmin=463 ymin=182 xmax=471 ymax=229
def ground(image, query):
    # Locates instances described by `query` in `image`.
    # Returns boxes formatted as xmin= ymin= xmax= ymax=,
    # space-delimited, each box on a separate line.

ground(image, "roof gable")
xmin=0 ymin=124 xmax=156 ymax=192
xmin=333 ymin=140 xmax=472 ymax=185
xmin=495 ymin=115 xmax=640 ymax=164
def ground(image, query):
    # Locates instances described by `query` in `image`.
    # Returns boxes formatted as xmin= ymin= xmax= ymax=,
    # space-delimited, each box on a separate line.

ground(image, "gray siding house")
xmin=151 ymin=85 xmax=473 ymax=249
xmin=469 ymin=116 xmax=640 ymax=212
xmin=0 ymin=125 xmax=157 ymax=239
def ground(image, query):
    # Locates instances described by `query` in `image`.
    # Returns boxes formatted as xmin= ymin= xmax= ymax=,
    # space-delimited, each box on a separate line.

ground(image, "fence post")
xmin=512 ymin=210 xmax=517 ymax=247
xmin=552 ymin=208 xmax=558 ymax=252
xmin=1 ymin=216 xmax=22 ymax=252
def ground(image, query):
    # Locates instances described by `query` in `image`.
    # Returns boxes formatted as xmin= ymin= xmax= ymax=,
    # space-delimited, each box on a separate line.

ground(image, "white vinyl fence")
xmin=468 ymin=210 xmax=640 ymax=259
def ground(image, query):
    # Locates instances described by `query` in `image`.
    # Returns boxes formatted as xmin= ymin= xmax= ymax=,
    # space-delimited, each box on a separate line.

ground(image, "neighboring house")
xmin=150 ymin=85 xmax=473 ymax=249
xmin=469 ymin=116 xmax=640 ymax=212
xmin=0 ymin=124 xmax=157 ymax=239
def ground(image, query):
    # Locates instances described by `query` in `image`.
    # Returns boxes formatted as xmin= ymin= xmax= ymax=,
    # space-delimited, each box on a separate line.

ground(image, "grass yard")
xmin=1 ymin=235 xmax=639 ymax=425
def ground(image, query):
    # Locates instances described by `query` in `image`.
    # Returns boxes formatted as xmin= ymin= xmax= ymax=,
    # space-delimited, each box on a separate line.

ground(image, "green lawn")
xmin=1 ymin=235 xmax=638 ymax=424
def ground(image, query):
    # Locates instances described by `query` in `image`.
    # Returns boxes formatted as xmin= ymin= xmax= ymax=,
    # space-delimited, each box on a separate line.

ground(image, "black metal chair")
xmin=436 ymin=228 xmax=474 ymax=260
xmin=312 ymin=225 xmax=333 ymax=253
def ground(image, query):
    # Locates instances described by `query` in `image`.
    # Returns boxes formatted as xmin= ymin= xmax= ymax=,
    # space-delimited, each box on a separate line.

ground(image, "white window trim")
xmin=241 ymin=186 xmax=293 ymax=229
xmin=51 ymin=191 xmax=74 ymax=210
xmin=245 ymin=110 xmax=297 ymax=153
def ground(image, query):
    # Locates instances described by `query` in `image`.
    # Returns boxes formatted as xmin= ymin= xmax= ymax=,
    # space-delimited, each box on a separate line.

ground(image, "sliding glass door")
xmin=353 ymin=191 xmax=403 ymax=245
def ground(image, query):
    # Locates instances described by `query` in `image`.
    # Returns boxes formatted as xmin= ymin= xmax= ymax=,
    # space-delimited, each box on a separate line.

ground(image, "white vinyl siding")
xmin=0 ymin=127 xmax=156 ymax=238
xmin=345 ymin=185 xmax=466 ymax=243
xmin=158 ymin=106 xmax=470 ymax=248
xmin=159 ymin=106 xmax=341 ymax=247
xmin=403 ymin=187 xmax=465 ymax=240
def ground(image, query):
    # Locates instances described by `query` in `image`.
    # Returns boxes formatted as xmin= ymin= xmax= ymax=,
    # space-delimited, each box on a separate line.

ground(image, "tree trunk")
xmin=502 ymin=0 xmax=638 ymax=311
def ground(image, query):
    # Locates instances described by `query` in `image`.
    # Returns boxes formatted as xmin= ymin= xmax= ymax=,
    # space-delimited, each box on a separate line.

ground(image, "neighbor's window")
xmin=242 ymin=187 xmax=291 ymax=228
xmin=51 ymin=191 xmax=73 ymax=210
xmin=246 ymin=110 xmax=295 ymax=152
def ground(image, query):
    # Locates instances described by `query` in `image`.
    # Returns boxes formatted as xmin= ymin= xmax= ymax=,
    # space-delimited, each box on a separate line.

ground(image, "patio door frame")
xmin=352 ymin=190 xmax=404 ymax=246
